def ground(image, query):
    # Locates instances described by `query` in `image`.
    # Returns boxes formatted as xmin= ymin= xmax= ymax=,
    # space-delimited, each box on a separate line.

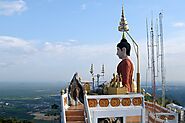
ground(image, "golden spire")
xmin=118 ymin=1 xmax=129 ymax=39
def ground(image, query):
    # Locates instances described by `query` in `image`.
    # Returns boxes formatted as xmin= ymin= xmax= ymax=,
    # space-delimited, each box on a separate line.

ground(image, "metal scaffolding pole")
xmin=159 ymin=13 xmax=166 ymax=107
xmin=150 ymin=18 xmax=156 ymax=109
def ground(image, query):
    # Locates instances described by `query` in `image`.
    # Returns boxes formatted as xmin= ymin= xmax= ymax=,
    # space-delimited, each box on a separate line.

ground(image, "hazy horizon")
xmin=1 ymin=81 xmax=185 ymax=107
xmin=0 ymin=80 xmax=184 ymax=87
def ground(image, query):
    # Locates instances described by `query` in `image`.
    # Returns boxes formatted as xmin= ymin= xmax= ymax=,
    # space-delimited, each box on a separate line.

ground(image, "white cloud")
xmin=0 ymin=35 xmax=118 ymax=82
xmin=0 ymin=36 xmax=37 ymax=53
xmin=0 ymin=62 xmax=13 ymax=68
xmin=81 ymin=4 xmax=87 ymax=10
xmin=0 ymin=0 xmax=27 ymax=16
xmin=0 ymin=36 xmax=30 ymax=47
xmin=68 ymin=39 xmax=78 ymax=43
xmin=164 ymin=40 xmax=185 ymax=82
xmin=0 ymin=36 xmax=38 ymax=69
xmin=43 ymin=42 xmax=65 ymax=54
xmin=173 ymin=22 xmax=185 ymax=28
xmin=1 ymin=34 xmax=185 ymax=83
xmin=138 ymin=34 xmax=185 ymax=83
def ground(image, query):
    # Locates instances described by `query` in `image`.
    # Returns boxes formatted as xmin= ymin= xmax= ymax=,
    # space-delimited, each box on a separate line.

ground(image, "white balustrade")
xmin=84 ymin=93 xmax=145 ymax=123
xmin=60 ymin=89 xmax=68 ymax=123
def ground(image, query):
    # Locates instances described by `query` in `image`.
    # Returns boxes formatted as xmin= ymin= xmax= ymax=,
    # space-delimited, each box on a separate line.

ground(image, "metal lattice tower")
xmin=146 ymin=12 xmax=166 ymax=108
xmin=159 ymin=13 xmax=166 ymax=107
xmin=146 ymin=18 xmax=150 ymax=90
xmin=156 ymin=18 xmax=160 ymax=77
xmin=150 ymin=18 xmax=156 ymax=107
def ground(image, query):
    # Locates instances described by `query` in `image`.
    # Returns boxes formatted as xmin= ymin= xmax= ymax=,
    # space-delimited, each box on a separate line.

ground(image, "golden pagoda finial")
xmin=118 ymin=0 xmax=129 ymax=39
xmin=122 ymin=5 xmax=124 ymax=18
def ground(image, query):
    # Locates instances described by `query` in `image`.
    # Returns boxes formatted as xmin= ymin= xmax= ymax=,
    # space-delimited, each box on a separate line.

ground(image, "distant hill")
xmin=143 ymin=84 xmax=185 ymax=107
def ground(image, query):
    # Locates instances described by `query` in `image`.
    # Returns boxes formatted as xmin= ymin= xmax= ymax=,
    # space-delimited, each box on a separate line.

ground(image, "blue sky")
xmin=0 ymin=0 xmax=185 ymax=85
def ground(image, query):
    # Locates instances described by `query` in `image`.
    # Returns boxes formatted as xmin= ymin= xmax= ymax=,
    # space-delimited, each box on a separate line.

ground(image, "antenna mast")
xmin=156 ymin=18 xmax=160 ymax=77
xmin=146 ymin=18 xmax=150 ymax=89
xmin=146 ymin=19 xmax=150 ymax=70
xmin=150 ymin=18 xmax=156 ymax=107
xmin=159 ymin=13 xmax=166 ymax=107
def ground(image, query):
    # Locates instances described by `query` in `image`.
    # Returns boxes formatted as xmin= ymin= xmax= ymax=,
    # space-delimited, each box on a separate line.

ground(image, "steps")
xmin=66 ymin=104 xmax=85 ymax=123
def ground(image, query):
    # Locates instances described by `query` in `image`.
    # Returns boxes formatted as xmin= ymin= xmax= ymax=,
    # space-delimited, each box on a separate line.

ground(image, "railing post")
xmin=123 ymin=116 xmax=126 ymax=123
xmin=61 ymin=89 xmax=66 ymax=123
xmin=141 ymin=96 xmax=145 ymax=123
xmin=176 ymin=112 xmax=179 ymax=123
xmin=84 ymin=91 xmax=92 ymax=123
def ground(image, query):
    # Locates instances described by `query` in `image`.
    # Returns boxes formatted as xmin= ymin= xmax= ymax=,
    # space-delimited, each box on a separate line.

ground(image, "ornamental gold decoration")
xmin=111 ymin=98 xmax=120 ymax=107
xmin=88 ymin=99 xmax=97 ymax=107
xmin=133 ymin=97 xmax=142 ymax=106
xmin=99 ymin=99 xmax=109 ymax=107
xmin=122 ymin=98 xmax=131 ymax=106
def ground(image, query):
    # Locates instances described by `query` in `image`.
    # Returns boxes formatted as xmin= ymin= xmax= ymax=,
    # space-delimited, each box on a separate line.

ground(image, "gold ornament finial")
xmin=118 ymin=1 xmax=129 ymax=39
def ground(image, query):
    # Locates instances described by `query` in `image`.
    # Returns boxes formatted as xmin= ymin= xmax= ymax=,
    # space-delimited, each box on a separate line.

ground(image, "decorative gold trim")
xmin=167 ymin=115 xmax=175 ymax=120
xmin=110 ymin=98 xmax=120 ymax=107
xmin=159 ymin=115 xmax=166 ymax=120
xmin=84 ymin=83 xmax=90 ymax=91
xmin=99 ymin=99 xmax=109 ymax=107
xmin=133 ymin=97 xmax=142 ymax=106
xmin=88 ymin=99 xmax=97 ymax=107
xmin=122 ymin=98 xmax=131 ymax=106
xmin=126 ymin=116 xmax=141 ymax=122
xmin=159 ymin=115 xmax=175 ymax=120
